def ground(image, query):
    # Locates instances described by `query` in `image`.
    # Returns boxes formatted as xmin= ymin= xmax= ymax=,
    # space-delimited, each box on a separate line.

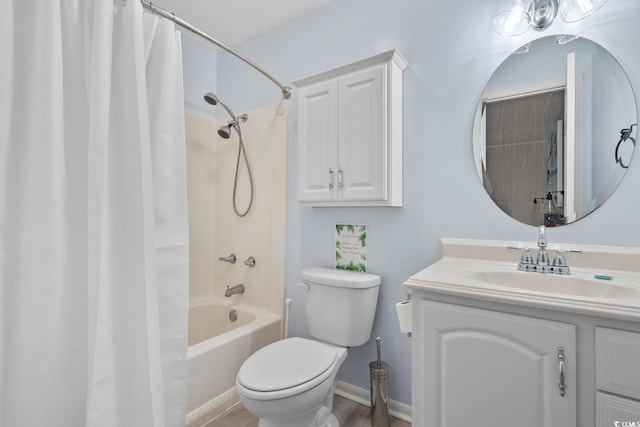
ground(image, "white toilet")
xmin=235 ymin=267 xmax=381 ymax=427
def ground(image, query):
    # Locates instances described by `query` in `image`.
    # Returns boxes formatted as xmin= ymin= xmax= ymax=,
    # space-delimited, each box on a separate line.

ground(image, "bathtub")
xmin=185 ymin=297 xmax=281 ymax=426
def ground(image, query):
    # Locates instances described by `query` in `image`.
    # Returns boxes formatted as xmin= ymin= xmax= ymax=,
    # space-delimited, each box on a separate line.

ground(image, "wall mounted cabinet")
xmin=293 ymin=50 xmax=407 ymax=207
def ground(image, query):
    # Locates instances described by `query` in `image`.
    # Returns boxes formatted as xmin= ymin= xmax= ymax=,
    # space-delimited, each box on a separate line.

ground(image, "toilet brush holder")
xmin=369 ymin=337 xmax=390 ymax=427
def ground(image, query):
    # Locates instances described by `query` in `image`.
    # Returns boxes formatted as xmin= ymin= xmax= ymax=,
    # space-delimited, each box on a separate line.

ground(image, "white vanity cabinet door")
xmin=596 ymin=327 xmax=640 ymax=400
xmin=297 ymin=79 xmax=339 ymax=202
xmin=597 ymin=393 xmax=640 ymax=427
xmin=415 ymin=300 xmax=576 ymax=427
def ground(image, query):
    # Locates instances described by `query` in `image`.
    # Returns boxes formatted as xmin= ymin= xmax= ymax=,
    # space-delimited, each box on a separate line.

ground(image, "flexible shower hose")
xmin=232 ymin=126 xmax=254 ymax=217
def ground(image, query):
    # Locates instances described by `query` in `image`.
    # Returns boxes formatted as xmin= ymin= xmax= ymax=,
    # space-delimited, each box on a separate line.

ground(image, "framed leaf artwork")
xmin=335 ymin=224 xmax=367 ymax=272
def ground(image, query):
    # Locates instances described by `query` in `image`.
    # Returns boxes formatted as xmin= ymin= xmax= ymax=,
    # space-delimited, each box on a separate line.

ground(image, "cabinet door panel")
xmin=338 ymin=65 xmax=386 ymax=200
xmin=596 ymin=327 xmax=640 ymax=400
xmin=596 ymin=392 xmax=640 ymax=427
xmin=297 ymin=80 xmax=338 ymax=201
xmin=417 ymin=300 xmax=576 ymax=427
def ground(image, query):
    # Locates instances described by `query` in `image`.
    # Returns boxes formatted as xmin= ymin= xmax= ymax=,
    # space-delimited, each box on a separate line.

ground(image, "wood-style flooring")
xmin=206 ymin=394 xmax=411 ymax=427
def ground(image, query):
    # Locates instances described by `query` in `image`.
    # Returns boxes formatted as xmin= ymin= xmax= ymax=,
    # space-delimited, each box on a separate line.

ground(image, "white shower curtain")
xmin=0 ymin=1 xmax=189 ymax=426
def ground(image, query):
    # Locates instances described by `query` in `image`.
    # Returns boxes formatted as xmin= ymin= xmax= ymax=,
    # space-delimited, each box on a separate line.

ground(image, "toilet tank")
xmin=301 ymin=267 xmax=381 ymax=347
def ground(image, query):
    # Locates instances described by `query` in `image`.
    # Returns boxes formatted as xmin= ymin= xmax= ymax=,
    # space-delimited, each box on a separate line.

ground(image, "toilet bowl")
xmin=236 ymin=337 xmax=347 ymax=427
xmin=235 ymin=267 xmax=381 ymax=427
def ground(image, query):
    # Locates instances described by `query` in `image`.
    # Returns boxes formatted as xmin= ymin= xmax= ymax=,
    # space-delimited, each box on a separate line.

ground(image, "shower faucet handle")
xmin=218 ymin=253 xmax=236 ymax=264
xmin=244 ymin=256 xmax=256 ymax=268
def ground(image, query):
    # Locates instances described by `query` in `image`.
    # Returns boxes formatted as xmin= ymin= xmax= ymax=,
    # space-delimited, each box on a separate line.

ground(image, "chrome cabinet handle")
xmin=329 ymin=168 xmax=335 ymax=190
xmin=558 ymin=346 xmax=566 ymax=397
xmin=338 ymin=167 xmax=344 ymax=190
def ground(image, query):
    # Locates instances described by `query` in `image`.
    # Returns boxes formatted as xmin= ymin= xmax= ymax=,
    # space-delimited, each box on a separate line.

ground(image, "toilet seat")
xmin=236 ymin=337 xmax=338 ymax=400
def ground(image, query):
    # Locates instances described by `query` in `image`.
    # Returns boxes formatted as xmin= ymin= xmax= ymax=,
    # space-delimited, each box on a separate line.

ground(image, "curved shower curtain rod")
xmin=140 ymin=0 xmax=292 ymax=100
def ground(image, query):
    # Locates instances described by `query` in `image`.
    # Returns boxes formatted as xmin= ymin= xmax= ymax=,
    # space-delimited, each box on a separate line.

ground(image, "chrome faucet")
xmin=536 ymin=226 xmax=549 ymax=266
xmin=225 ymin=283 xmax=245 ymax=297
xmin=509 ymin=225 xmax=582 ymax=275
xmin=218 ymin=253 xmax=236 ymax=264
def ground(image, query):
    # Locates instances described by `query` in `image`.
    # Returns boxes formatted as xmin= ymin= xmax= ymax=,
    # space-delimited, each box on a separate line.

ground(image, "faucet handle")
xmin=507 ymin=245 xmax=533 ymax=262
xmin=553 ymin=248 xmax=583 ymax=266
xmin=508 ymin=246 xmax=534 ymax=271
xmin=552 ymin=249 xmax=582 ymax=275
xmin=552 ymin=250 xmax=568 ymax=267
xmin=521 ymin=248 xmax=534 ymax=265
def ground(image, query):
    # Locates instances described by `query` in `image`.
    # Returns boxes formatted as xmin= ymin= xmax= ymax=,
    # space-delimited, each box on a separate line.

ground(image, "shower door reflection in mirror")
xmin=473 ymin=35 xmax=637 ymax=227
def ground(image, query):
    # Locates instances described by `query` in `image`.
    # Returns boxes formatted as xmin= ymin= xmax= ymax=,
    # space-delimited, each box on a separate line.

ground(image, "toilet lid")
xmin=237 ymin=337 xmax=337 ymax=392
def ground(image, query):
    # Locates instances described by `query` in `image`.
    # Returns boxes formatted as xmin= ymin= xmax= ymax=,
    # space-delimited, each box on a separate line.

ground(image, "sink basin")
xmin=404 ymin=239 xmax=640 ymax=321
xmin=470 ymin=271 xmax=640 ymax=299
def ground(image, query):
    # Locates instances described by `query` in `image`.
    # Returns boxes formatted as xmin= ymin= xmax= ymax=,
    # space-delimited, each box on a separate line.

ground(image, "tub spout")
xmin=225 ymin=284 xmax=245 ymax=297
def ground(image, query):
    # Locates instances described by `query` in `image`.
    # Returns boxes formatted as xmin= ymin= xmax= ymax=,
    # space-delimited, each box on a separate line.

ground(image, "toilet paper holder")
xmin=395 ymin=293 xmax=412 ymax=337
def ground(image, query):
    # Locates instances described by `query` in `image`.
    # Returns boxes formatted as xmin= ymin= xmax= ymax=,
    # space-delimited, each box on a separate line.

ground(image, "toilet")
xmin=235 ymin=267 xmax=381 ymax=427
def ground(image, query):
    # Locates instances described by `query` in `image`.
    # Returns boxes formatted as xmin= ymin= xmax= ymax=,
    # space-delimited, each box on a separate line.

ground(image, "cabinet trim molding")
xmin=293 ymin=50 xmax=408 ymax=88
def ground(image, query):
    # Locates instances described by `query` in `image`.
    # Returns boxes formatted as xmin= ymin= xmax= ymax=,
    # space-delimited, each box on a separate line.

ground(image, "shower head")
xmin=203 ymin=92 xmax=248 ymax=140
xmin=218 ymin=123 xmax=233 ymax=139
xmin=203 ymin=92 xmax=219 ymax=106
xmin=203 ymin=92 xmax=237 ymax=120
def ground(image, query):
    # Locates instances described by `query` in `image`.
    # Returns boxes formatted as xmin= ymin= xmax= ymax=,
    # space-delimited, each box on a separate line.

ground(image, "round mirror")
xmin=473 ymin=35 xmax=637 ymax=227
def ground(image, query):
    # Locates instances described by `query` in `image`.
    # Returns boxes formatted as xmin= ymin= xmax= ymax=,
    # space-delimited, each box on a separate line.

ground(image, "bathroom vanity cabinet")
xmin=404 ymin=238 xmax=640 ymax=427
xmin=408 ymin=291 xmax=640 ymax=427
xmin=293 ymin=50 xmax=406 ymax=207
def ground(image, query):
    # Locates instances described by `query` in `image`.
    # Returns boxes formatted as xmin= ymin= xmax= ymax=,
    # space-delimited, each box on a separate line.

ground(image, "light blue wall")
xmin=184 ymin=0 xmax=640 ymax=406
xmin=181 ymin=35 xmax=218 ymax=117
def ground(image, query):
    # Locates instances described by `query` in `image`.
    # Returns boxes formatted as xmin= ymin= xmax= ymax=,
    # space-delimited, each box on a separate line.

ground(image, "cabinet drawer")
xmin=596 ymin=392 xmax=640 ymax=427
xmin=596 ymin=327 xmax=640 ymax=400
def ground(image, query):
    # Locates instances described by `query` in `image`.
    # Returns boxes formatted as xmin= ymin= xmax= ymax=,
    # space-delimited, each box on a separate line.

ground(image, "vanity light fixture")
xmin=493 ymin=0 xmax=608 ymax=36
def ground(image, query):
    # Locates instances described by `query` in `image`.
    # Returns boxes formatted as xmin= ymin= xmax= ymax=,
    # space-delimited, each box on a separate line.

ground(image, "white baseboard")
xmin=335 ymin=380 xmax=412 ymax=423
xmin=186 ymin=387 xmax=240 ymax=427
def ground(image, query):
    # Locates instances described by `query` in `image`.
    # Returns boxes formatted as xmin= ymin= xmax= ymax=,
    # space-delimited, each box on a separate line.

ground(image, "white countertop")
xmin=404 ymin=239 xmax=640 ymax=322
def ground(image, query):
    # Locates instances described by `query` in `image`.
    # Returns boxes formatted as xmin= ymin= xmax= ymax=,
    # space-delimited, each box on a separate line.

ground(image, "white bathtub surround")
xmin=185 ymin=103 xmax=288 ymax=316
xmin=0 ymin=1 xmax=188 ymax=426
xmin=185 ymin=297 xmax=281 ymax=426
xmin=185 ymin=101 xmax=288 ymax=426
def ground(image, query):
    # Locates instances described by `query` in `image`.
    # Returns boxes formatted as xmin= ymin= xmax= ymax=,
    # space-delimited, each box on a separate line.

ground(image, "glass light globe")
xmin=493 ymin=0 xmax=530 ymax=36
xmin=560 ymin=0 xmax=608 ymax=22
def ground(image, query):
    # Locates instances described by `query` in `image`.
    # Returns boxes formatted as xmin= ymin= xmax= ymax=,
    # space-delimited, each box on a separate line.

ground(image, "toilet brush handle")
xmin=376 ymin=337 xmax=381 ymax=369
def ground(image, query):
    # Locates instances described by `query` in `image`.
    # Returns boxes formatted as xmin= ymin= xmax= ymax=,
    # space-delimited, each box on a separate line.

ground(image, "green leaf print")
xmin=359 ymin=232 xmax=366 ymax=248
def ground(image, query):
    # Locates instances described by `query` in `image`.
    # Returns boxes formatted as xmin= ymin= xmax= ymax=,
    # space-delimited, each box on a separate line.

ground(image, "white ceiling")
xmin=149 ymin=0 xmax=335 ymax=46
